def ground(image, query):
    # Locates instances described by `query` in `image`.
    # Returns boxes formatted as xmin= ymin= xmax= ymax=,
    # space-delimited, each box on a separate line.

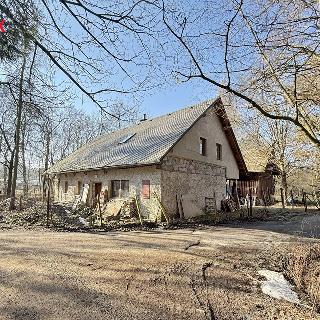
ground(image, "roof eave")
xmin=46 ymin=162 xmax=160 ymax=176
xmin=215 ymin=103 xmax=248 ymax=175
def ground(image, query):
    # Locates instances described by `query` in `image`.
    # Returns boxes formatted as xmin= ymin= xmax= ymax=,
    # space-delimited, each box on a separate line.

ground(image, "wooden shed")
xmin=226 ymin=163 xmax=280 ymax=206
xmin=237 ymin=163 xmax=280 ymax=205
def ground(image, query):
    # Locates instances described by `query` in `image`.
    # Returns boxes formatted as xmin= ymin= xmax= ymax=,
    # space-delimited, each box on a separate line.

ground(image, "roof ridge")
xmin=100 ymin=97 xmax=219 ymax=138
xmin=143 ymin=97 xmax=218 ymax=121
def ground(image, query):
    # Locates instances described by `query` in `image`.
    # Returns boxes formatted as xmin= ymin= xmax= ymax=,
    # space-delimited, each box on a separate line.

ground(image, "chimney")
xmin=140 ymin=113 xmax=147 ymax=122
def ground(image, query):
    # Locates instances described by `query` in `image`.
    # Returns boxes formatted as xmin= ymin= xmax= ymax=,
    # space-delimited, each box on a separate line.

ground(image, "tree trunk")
xmin=44 ymin=129 xmax=51 ymax=172
xmin=9 ymin=52 xmax=27 ymax=210
xmin=281 ymin=171 xmax=288 ymax=205
xmin=280 ymin=188 xmax=285 ymax=209
xmin=3 ymin=154 xmax=8 ymax=195
xmin=279 ymin=145 xmax=288 ymax=207
xmin=21 ymin=120 xmax=28 ymax=196
xmin=279 ymin=162 xmax=288 ymax=208
xmin=42 ymin=129 xmax=51 ymax=200
xmin=6 ymin=148 xmax=15 ymax=198
xmin=46 ymin=179 xmax=51 ymax=227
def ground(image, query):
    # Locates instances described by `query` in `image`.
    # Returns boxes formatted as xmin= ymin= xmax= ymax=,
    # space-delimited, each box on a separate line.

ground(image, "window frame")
xmin=200 ymin=137 xmax=207 ymax=156
xmin=141 ymin=180 xmax=150 ymax=199
xmin=216 ymin=143 xmax=222 ymax=160
xmin=111 ymin=179 xmax=129 ymax=198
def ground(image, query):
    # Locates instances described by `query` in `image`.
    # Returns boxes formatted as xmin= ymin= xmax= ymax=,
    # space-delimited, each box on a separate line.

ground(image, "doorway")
xmin=94 ymin=182 xmax=102 ymax=199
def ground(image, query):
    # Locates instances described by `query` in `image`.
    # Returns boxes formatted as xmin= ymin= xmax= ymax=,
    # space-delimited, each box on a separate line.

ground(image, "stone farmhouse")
xmin=46 ymin=98 xmax=248 ymax=221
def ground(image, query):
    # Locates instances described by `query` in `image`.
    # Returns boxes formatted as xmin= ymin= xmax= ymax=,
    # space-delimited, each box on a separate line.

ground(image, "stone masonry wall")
xmin=53 ymin=166 xmax=162 ymax=220
xmin=160 ymin=155 xmax=226 ymax=217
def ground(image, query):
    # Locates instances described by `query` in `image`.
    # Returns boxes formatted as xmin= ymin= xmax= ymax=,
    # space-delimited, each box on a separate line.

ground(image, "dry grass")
xmin=285 ymin=243 xmax=320 ymax=313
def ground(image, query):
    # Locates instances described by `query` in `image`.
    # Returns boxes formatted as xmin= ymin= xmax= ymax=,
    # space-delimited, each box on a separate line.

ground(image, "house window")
xmin=77 ymin=181 xmax=82 ymax=195
xmin=111 ymin=180 xmax=129 ymax=198
xmin=200 ymin=137 xmax=207 ymax=156
xmin=216 ymin=143 xmax=222 ymax=160
xmin=141 ymin=180 xmax=150 ymax=199
xmin=64 ymin=181 xmax=68 ymax=194
xmin=118 ymin=133 xmax=136 ymax=144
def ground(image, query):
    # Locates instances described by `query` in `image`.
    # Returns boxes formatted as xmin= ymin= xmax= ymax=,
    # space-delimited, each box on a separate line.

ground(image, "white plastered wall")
xmin=53 ymin=166 xmax=162 ymax=220
xmin=169 ymin=108 xmax=239 ymax=179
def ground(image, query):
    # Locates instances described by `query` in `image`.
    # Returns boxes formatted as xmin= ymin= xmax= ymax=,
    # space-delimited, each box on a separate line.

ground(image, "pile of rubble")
xmin=0 ymin=195 xmax=146 ymax=230
xmin=0 ymin=197 xmax=82 ymax=228
xmin=71 ymin=197 xmax=140 ymax=227
xmin=0 ymin=198 xmax=47 ymax=227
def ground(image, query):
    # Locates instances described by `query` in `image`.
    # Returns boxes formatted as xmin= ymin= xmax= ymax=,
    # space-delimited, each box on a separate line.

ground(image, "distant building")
xmin=236 ymin=163 xmax=281 ymax=205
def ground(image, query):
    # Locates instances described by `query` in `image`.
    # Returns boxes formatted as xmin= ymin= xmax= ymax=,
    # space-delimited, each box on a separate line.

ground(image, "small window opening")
xmin=216 ymin=143 xmax=222 ymax=160
xmin=200 ymin=137 xmax=207 ymax=156
xmin=64 ymin=181 xmax=68 ymax=194
xmin=111 ymin=180 xmax=129 ymax=198
xmin=118 ymin=133 xmax=136 ymax=144
xmin=141 ymin=180 xmax=150 ymax=199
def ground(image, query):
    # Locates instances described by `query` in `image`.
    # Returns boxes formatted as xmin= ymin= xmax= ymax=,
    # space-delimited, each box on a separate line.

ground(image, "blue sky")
xmin=140 ymin=80 xmax=217 ymax=117
xmin=76 ymin=76 xmax=217 ymax=119
xmin=1 ymin=0 xmax=237 ymax=120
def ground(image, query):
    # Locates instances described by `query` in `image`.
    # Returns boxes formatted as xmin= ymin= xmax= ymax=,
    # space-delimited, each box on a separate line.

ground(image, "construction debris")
xmin=221 ymin=199 xmax=238 ymax=212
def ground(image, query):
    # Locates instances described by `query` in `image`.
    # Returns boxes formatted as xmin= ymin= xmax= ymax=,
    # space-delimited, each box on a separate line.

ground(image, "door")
xmin=94 ymin=183 xmax=102 ymax=199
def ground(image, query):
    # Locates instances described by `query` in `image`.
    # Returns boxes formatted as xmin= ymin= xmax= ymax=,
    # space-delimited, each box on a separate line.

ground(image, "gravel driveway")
xmin=227 ymin=210 xmax=320 ymax=238
xmin=0 ymin=219 xmax=319 ymax=320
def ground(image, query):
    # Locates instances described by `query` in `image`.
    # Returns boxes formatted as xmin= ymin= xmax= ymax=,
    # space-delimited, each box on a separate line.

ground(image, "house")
xmin=46 ymin=98 xmax=247 ymax=220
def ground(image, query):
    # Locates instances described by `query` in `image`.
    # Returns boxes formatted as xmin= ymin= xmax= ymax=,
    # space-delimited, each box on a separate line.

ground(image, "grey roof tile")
xmin=47 ymin=99 xmax=218 ymax=174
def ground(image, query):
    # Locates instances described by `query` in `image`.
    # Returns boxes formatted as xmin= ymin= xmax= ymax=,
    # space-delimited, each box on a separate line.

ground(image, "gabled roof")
xmin=47 ymin=97 xmax=247 ymax=174
xmin=215 ymin=105 xmax=247 ymax=175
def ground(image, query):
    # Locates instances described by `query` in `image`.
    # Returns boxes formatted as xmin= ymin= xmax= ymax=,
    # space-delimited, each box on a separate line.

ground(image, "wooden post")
xmin=246 ymin=194 xmax=249 ymax=217
xmin=280 ymin=188 xmax=285 ymax=209
xmin=175 ymin=194 xmax=179 ymax=218
xmin=179 ymin=196 xmax=185 ymax=219
xmin=235 ymin=180 xmax=240 ymax=210
xmin=249 ymin=188 xmax=253 ymax=217
xmin=46 ymin=183 xmax=51 ymax=227
xmin=135 ymin=195 xmax=143 ymax=226
xmin=176 ymin=194 xmax=184 ymax=219
xmin=303 ymin=192 xmax=308 ymax=212
xmin=262 ymin=191 xmax=267 ymax=208
xmin=97 ymin=194 xmax=104 ymax=227
xmin=153 ymin=191 xmax=169 ymax=224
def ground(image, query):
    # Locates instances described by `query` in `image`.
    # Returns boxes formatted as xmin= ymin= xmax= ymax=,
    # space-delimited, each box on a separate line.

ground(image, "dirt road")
xmin=0 ymin=214 xmax=319 ymax=320
xmin=231 ymin=210 xmax=320 ymax=238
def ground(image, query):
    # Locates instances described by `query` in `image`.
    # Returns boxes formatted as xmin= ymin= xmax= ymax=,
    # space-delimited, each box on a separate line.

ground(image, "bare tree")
xmin=1 ymin=0 xmax=318 ymax=146
xmin=9 ymin=43 xmax=27 ymax=209
xmin=0 ymin=0 xmax=159 ymax=118
xmin=158 ymin=0 xmax=320 ymax=146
